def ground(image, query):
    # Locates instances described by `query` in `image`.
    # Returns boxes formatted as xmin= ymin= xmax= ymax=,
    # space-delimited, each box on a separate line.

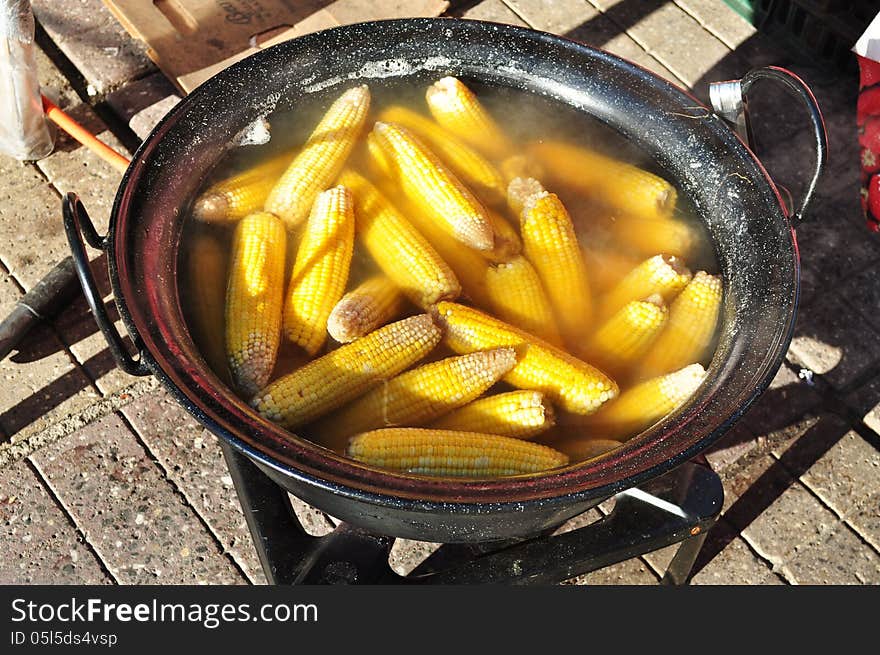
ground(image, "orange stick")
xmin=41 ymin=95 xmax=130 ymax=173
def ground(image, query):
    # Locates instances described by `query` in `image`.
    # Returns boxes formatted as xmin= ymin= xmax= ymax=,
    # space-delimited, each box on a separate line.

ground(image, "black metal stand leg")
xmin=292 ymin=524 xmax=397 ymax=584
xmin=222 ymin=443 xmax=724 ymax=586
xmin=219 ymin=442 xmax=315 ymax=584
xmin=406 ymin=462 xmax=723 ymax=585
xmin=661 ymin=529 xmax=710 ymax=585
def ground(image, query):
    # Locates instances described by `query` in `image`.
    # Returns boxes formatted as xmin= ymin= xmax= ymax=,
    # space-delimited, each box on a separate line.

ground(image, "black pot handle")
xmin=62 ymin=192 xmax=151 ymax=377
xmin=709 ymin=66 xmax=828 ymax=223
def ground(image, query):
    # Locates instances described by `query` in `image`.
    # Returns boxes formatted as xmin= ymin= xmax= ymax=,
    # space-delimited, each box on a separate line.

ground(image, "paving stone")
xmin=566 ymin=13 xmax=682 ymax=85
xmin=841 ymin=265 xmax=880 ymax=339
xmin=799 ymin=215 xmax=879 ymax=314
xmin=717 ymin=18 xmax=804 ymax=72
xmin=797 ymin=427 xmax=880 ymax=547
xmin=506 ymin=0 xmax=686 ymax=87
xmin=35 ymin=104 xmax=128 ymax=238
xmin=785 ymin=521 xmax=880 ymax=584
xmin=0 ymin=157 xmax=70 ymax=290
xmin=847 ymin=495 xmax=880 ymax=555
xmin=31 ymin=0 xmax=154 ymax=96
xmin=129 ymin=96 xmax=182 ymax=142
xmin=767 ymin=413 xmax=850 ymax=473
xmin=119 ymin=391 xmax=264 ymax=582
xmin=739 ymin=364 xmax=822 ymax=437
xmin=642 ymin=543 xmax=679 ymax=575
xmin=51 ymin=273 xmax=137 ymax=397
xmin=691 ymin=536 xmax=781 ymax=585
xmin=30 ymin=411 xmax=244 ymax=584
xmin=0 ymin=269 xmax=98 ymax=443
xmin=104 ymin=73 xmax=182 ymax=140
xmin=741 ymin=480 xmax=838 ymax=567
xmin=503 ymin=0 xmax=599 ymax=35
xmin=28 ymin=101 xmax=131 ymax=395
xmin=851 ymin=375 xmax=880 ymax=433
xmin=673 ymin=0 xmax=757 ymax=50
xmin=0 ymin=458 xmax=110 ymax=584
xmin=704 ymin=421 xmax=760 ymax=472
xmin=288 ymin=494 xmax=336 ymax=537
xmin=718 ymin=450 xmax=793 ymax=518
xmin=566 ymin=557 xmax=659 ymax=585
xmin=0 ymin=222 xmax=104 ymax=444
xmin=811 ymin=105 xmax=858 ymax=196
xmin=552 ymin=507 xmax=603 ymax=534
xmin=587 ymin=0 xmax=738 ymax=90
xmin=388 ymin=539 xmax=442 ymax=577
xmin=34 ymin=43 xmax=80 ymax=110
xmin=0 ymin=271 xmax=21 ymax=324
xmin=449 ymin=0 xmax=528 ymax=25
xmin=786 ymin=295 xmax=880 ymax=391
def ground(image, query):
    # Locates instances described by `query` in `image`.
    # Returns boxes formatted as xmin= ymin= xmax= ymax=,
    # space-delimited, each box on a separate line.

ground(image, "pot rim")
xmin=108 ymin=17 xmax=798 ymax=509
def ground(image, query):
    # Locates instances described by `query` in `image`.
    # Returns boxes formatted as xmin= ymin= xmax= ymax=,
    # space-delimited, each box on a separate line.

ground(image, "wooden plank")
xmin=102 ymin=0 xmax=448 ymax=93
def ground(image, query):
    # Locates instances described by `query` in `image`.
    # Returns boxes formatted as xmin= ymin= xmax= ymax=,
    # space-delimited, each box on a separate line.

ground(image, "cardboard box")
xmin=103 ymin=0 xmax=449 ymax=92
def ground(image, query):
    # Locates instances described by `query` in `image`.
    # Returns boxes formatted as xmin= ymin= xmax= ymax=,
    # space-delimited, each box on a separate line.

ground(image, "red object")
xmin=868 ymin=175 xmax=880 ymax=224
xmin=858 ymin=55 xmax=880 ymax=231
xmin=40 ymin=95 xmax=130 ymax=174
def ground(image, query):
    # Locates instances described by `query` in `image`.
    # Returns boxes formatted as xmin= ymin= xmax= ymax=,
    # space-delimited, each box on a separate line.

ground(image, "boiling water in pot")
xmin=177 ymin=77 xmax=721 ymax=478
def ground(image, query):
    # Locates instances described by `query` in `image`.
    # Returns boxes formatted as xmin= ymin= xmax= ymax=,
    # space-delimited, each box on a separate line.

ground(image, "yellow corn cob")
xmin=435 ymin=302 xmax=618 ymax=415
xmin=638 ymin=271 xmax=722 ymax=378
xmin=225 ymin=212 xmax=287 ymax=397
xmin=337 ymin=169 xmax=461 ymax=308
xmin=549 ymin=437 xmax=622 ymax=462
xmin=282 ymin=186 xmax=354 ymax=355
xmin=582 ymin=247 xmax=643 ymax=294
xmin=378 ymin=105 xmax=507 ymax=205
xmin=311 ymin=348 xmax=517 ymax=450
xmin=584 ymin=295 xmax=668 ymax=378
xmin=425 ymin=76 xmax=514 ymax=160
xmin=347 ymin=428 xmax=569 ymax=477
xmin=327 ymin=275 xmax=405 ymax=344
xmin=371 ymin=121 xmax=495 ymax=251
xmin=570 ymin=363 xmax=706 ymax=439
xmin=430 ymin=390 xmax=555 ymax=440
xmin=192 ymin=150 xmax=295 ymax=223
xmin=485 ymin=255 xmax=563 ymax=346
xmin=366 ymin=131 xmax=393 ymax=179
xmin=526 ymin=140 xmax=677 ymax=219
xmin=518 ymin=184 xmax=594 ymax=344
xmin=264 ymin=85 xmax=370 ymax=228
xmin=483 ymin=208 xmax=522 ymax=263
xmin=608 ymin=213 xmax=698 ymax=259
xmin=185 ymin=230 xmax=228 ymax=377
xmin=251 ymin=314 xmax=441 ymax=430
xmin=507 ymin=176 xmax=546 ymax=215
xmin=375 ymin=175 xmax=492 ymax=308
xmin=598 ymin=254 xmax=692 ymax=321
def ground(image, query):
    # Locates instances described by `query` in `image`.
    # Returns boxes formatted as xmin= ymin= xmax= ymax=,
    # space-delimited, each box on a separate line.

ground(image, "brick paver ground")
xmin=1 ymin=0 xmax=877 ymax=585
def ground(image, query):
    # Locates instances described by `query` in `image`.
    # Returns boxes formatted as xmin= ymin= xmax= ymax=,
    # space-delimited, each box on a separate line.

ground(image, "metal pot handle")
xmin=62 ymin=192 xmax=151 ymax=377
xmin=709 ymin=66 xmax=828 ymax=223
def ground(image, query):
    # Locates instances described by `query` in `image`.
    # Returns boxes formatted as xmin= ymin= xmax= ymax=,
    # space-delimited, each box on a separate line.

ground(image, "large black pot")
xmin=64 ymin=18 xmax=826 ymax=543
